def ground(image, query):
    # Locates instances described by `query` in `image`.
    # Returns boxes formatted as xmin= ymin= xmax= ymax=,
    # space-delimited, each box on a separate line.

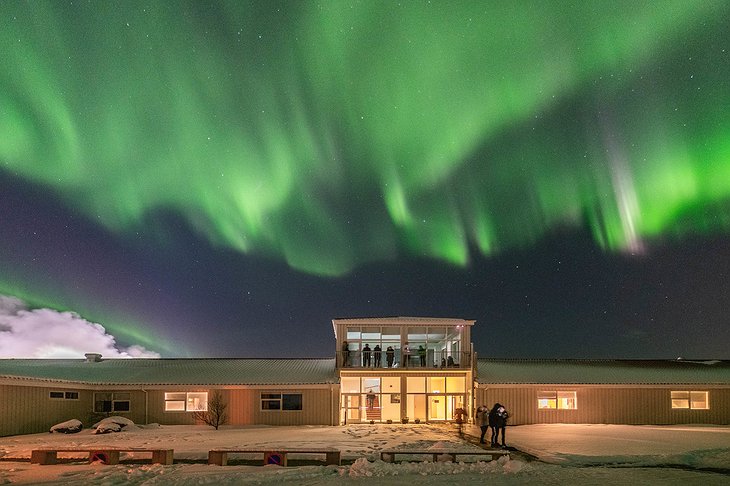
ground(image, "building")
xmin=476 ymin=358 xmax=730 ymax=425
xmin=1 ymin=317 xmax=728 ymax=436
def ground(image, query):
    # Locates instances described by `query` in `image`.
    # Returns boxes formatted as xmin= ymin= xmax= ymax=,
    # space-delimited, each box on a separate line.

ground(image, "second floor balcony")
xmin=338 ymin=349 xmax=471 ymax=370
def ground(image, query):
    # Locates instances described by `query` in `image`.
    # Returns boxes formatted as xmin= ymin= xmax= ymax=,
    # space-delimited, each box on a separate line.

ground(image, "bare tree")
xmin=192 ymin=390 xmax=228 ymax=430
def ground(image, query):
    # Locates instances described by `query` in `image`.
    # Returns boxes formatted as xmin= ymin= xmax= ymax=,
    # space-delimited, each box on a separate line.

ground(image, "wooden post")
xmin=208 ymin=451 xmax=227 ymax=466
xmin=151 ymin=449 xmax=174 ymax=465
xmin=31 ymin=450 xmax=56 ymax=465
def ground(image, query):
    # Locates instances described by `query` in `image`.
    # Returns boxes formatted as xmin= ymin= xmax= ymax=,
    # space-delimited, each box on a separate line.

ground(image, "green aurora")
xmin=2 ymin=1 xmax=730 ymax=349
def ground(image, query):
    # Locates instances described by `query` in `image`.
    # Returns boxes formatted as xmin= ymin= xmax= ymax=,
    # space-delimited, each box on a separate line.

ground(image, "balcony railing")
xmin=338 ymin=350 xmax=471 ymax=370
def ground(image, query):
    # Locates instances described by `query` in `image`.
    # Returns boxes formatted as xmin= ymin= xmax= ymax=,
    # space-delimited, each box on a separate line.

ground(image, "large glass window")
xmin=362 ymin=377 xmax=381 ymax=394
xmin=427 ymin=377 xmax=446 ymax=393
xmin=261 ymin=393 xmax=303 ymax=411
xmin=165 ymin=392 xmax=208 ymax=412
xmin=407 ymin=377 xmax=426 ymax=393
xmin=446 ymin=377 xmax=465 ymax=393
xmin=95 ymin=392 xmax=131 ymax=413
xmin=341 ymin=377 xmax=361 ymax=393
xmin=538 ymin=391 xmax=577 ymax=409
xmin=381 ymin=376 xmax=401 ymax=394
xmin=671 ymin=391 xmax=709 ymax=409
xmin=344 ymin=324 xmax=464 ymax=368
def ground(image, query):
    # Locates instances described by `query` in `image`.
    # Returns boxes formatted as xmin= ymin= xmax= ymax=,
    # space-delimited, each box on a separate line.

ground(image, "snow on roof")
xmin=0 ymin=358 xmax=337 ymax=386
xmin=476 ymin=359 xmax=730 ymax=385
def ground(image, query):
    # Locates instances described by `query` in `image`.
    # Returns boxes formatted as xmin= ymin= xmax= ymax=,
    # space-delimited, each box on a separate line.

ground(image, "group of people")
xmin=343 ymin=341 xmax=451 ymax=368
xmin=476 ymin=403 xmax=509 ymax=448
xmin=340 ymin=341 xmax=403 ymax=368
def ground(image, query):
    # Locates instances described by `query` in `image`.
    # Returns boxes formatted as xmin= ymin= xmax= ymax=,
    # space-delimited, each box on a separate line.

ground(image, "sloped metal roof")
xmin=476 ymin=359 xmax=730 ymax=385
xmin=0 ymin=358 xmax=337 ymax=386
xmin=332 ymin=316 xmax=475 ymax=326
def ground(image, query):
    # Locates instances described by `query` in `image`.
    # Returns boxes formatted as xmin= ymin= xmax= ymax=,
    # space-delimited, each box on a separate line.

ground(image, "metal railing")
xmin=338 ymin=350 xmax=471 ymax=369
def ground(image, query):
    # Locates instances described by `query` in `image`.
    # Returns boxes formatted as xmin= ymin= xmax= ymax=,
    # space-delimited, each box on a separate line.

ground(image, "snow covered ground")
xmin=1 ymin=423 xmax=728 ymax=484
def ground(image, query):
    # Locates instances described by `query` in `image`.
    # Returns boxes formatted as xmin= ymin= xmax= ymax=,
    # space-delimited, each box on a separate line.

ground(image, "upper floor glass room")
xmin=332 ymin=317 xmax=475 ymax=370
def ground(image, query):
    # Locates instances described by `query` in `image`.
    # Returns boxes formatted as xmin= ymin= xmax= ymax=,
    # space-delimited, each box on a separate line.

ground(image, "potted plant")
xmin=386 ymin=419 xmax=393 ymax=424
xmin=402 ymin=417 xmax=409 ymax=424
xmin=414 ymin=418 xmax=421 ymax=424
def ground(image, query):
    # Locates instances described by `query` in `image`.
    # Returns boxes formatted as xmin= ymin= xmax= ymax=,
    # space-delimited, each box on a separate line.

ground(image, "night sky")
xmin=1 ymin=1 xmax=729 ymax=359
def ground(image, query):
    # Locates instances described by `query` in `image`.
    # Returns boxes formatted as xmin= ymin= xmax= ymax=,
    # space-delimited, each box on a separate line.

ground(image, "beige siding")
xmin=478 ymin=385 xmax=730 ymax=425
xmin=251 ymin=388 xmax=337 ymax=426
xmin=2 ymin=384 xmax=339 ymax=435
xmin=0 ymin=385 xmax=91 ymax=436
xmin=146 ymin=387 xmax=338 ymax=426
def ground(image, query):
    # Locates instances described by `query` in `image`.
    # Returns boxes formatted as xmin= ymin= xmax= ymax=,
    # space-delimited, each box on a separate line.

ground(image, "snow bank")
xmin=49 ymin=419 xmax=83 ymax=434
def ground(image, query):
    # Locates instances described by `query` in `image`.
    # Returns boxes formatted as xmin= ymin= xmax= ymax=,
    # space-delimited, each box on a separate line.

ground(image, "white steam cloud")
xmin=0 ymin=295 xmax=160 ymax=358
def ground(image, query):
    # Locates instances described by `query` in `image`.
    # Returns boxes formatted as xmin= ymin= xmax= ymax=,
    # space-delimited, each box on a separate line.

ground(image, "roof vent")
xmin=84 ymin=353 xmax=102 ymax=363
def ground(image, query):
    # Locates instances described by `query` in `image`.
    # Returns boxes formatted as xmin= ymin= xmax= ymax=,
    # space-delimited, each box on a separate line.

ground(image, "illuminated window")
xmin=407 ymin=377 xmax=426 ymax=393
xmin=671 ymin=391 xmax=709 ymax=409
xmin=427 ymin=377 xmax=445 ymax=393
xmin=341 ymin=377 xmax=360 ymax=393
xmin=165 ymin=392 xmax=208 ymax=412
xmin=538 ymin=391 xmax=577 ymax=409
xmin=94 ymin=392 xmax=131 ymax=413
xmin=261 ymin=393 xmax=302 ymax=411
xmin=445 ymin=376 xmax=465 ymax=393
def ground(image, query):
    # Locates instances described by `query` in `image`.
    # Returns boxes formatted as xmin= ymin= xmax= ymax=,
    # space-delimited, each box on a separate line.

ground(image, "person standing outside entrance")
xmin=489 ymin=403 xmax=509 ymax=448
xmin=476 ymin=405 xmax=489 ymax=444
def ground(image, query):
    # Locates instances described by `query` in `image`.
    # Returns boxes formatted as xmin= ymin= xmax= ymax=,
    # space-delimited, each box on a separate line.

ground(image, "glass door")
xmin=341 ymin=394 xmax=362 ymax=424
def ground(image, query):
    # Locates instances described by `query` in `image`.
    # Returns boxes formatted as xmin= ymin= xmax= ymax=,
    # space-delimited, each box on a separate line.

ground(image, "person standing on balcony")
xmin=386 ymin=346 xmax=395 ymax=368
xmin=418 ymin=345 xmax=426 ymax=366
xmin=373 ymin=344 xmax=382 ymax=368
xmin=342 ymin=341 xmax=350 ymax=367
xmin=402 ymin=342 xmax=411 ymax=368
xmin=362 ymin=343 xmax=372 ymax=367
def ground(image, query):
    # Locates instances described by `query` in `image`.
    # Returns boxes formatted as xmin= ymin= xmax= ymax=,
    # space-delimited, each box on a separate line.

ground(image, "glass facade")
xmin=341 ymin=323 xmax=468 ymax=369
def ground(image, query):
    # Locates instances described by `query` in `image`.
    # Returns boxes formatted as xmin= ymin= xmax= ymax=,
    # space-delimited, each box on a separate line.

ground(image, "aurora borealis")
xmin=1 ymin=1 xmax=729 ymax=358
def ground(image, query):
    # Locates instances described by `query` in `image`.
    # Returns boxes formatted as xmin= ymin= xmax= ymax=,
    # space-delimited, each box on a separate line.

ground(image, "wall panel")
xmin=478 ymin=385 xmax=730 ymax=425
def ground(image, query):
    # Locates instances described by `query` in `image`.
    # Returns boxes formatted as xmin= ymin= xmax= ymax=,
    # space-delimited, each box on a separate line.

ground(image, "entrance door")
xmin=341 ymin=394 xmax=362 ymax=424
xmin=428 ymin=395 xmax=445 ymax=420
xmin=427 ymin=394 xmax=465 ymax=420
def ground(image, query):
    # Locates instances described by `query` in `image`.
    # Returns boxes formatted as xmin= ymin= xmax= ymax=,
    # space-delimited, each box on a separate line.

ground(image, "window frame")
xmin=49 ymin=390 xmax=80 ymax=400
xmin=671 ymin=391 xmax=709 ymax=410
xmin=537 ymin=391 xmax=577 ymax=410
xmin=260 ymin=392 xmax=303 ymax=411
xmin=164 ymin=392 xmax=209 ymax=412
xmin=94 ymin=392 xmax=131 ymax=413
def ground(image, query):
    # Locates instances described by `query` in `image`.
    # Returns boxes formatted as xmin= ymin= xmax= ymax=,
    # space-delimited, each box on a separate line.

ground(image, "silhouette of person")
xmin=362 ymin=344 xmax=372 ymax=367
xmin=386 ymin=346 xmax=395 ymax=368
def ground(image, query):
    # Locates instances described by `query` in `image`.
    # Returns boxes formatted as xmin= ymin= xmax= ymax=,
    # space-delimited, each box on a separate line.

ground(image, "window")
xmin=261 ymin=393 xmax=302 ymax=411
xmin=427 ymin=377 xmax=445 ymax=394
xmin=94 ymin=392 xmax=131 ymax=413
xmin=165 ymin=392 xmax=208 ymax=412
xmin=407 ymin=377 xmax=426 ymax=393
xmin=49 ymin=391 xmax=79 ymax=400
xmin=538 ymin=391 xmax=577 ymax=409
xmin=671 ymin=391 xmax=709 ymax=409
